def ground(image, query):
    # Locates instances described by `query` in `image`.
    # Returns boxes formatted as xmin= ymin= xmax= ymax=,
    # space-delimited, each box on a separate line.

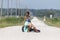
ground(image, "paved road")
xmin=0 ymin=17 xmax=60 ymax=40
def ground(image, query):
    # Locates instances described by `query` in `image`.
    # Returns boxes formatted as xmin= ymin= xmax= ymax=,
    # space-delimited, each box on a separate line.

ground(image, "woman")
xmin=23 ymin=11 xmax=40 ymax=32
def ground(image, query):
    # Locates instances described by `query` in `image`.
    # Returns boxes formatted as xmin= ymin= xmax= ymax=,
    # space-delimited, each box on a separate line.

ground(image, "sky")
xmin=0 ymin=0 xmax=60 ymax=9
xmin=0 ymin=0 xmax=20 ymax=8
xmin=20 ymin=0 xmax=60 ymax=9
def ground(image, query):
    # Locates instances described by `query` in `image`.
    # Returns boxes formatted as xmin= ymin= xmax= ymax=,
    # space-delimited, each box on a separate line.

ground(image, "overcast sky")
xmin=0 ymin=0 xmax=60 ymax=9
xmin=20 ymin=0 xmax=60 ymax=9
xmin=0 ymin=0 xmax=20 ymax=8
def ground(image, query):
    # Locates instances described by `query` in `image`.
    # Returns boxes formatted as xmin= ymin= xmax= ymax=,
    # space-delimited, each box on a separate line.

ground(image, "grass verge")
xmin=37 ymin=17 xmax=60 ymax=27
xmin=45 ymin=18 xmax=60 ymax=27
xmin=0 ymin=16 xmax=24 ymax=28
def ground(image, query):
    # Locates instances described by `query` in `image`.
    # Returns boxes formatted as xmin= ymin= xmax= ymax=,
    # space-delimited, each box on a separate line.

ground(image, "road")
xmin=0 ymin=17 xmax=60 ymax=40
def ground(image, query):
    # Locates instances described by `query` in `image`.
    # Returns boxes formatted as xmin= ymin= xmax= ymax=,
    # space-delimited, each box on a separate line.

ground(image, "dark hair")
xmin=25 ymin=11 xmax=30 ymax=16
xmin=26 ymin=11 xmax=30 ymax=15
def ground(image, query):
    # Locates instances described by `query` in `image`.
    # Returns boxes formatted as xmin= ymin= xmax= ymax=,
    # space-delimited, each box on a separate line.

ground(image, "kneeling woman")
xmin=23 ymin=11 xmax=40 ymax=32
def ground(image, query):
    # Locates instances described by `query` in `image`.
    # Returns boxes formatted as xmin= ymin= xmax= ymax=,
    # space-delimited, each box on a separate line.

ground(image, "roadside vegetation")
xmin=38 ymin=17 xmax=60 ymax=27
xmin=45 ymin=18 xmax=60 ymax=27
xmin=0 ymin=16 xmax=24 ymax=28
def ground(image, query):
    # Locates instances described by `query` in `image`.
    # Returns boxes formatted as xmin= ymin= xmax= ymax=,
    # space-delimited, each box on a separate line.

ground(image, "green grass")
xmin=0 ymin=16 xmax=24 ymax=28
xmin=45 ymin=18 xmax=60 ymax=27
xmin=37 ymin=17 xmax=60 ymax=27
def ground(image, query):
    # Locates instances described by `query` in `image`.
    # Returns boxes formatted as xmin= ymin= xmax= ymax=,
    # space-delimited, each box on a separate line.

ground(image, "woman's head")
xmin=25 ymin=11 xmax=30 ymax=17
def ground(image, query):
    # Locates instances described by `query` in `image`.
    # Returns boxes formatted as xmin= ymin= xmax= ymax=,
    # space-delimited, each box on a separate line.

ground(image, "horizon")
xmin=0 ymin=8 xmax=60 ymax=10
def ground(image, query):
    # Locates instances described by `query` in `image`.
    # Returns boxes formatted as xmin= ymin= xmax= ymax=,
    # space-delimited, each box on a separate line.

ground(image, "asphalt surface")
xmin=0 ymin=17 xmax=60 ymax=40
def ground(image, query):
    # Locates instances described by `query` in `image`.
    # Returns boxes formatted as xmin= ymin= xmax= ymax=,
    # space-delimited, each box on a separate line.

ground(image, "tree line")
xmin=0 ymin=8 xmax=60 ymax=18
